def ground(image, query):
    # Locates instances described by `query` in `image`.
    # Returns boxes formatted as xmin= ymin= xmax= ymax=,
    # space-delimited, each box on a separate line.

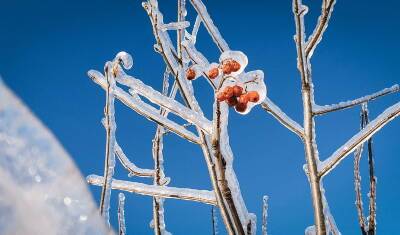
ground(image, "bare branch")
xmin=313 ymin=84 xmax=399 ymax=115
xmin=115 ymin=142 xmax=155 ymax=177
xmin=88 ymin=70 xmax=201 ymax=144
xmin=99 ymin=63 xmax=116 ymax=227
xmin=189 ymin=0 xmax=230 ymax=52
xmin=261 ymin=98 xmax=304 ymax=139
xmin=305 ymin=0 xmax=336 ymax=58
xmin=262 ymin=196 xmax=268 ymax=235
xmin=87 ymin=175 xmax=217 ymax=205
xmin=118 ymin=193 xmax=127 ymax=235
xmin=319 ymin=102 xmax=400 ymax=177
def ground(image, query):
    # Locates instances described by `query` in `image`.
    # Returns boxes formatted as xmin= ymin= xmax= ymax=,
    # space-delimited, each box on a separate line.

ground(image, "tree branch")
xmin=305 ymin=0 xmax=336 ymax=59
xmin=261 ymin=98 xmax=304 ymax=139
xmin=88 ymin=70 xmax=201 ymax=144
xmin=313 ymin=84 xmax=399 ymax=115
xmin=87 ymin=175 xmax=217 ymax=205
xmin=319 ymin=102 xmax=400 ymax=177
xmin=115 ymin=142 xmax=155 ymax=177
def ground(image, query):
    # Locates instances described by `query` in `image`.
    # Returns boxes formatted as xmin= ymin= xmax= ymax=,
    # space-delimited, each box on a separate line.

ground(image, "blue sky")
xmin=1 ymin=0 xmax=399 ymax=234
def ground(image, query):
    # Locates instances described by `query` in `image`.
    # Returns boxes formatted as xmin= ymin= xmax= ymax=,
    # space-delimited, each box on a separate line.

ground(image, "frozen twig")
xmin=88 ymin=70 xmax=201 ymax=144
xmin=293 ymin=0 xmax=326 ymax=234
xmin=115 ymin=142 xmax=155 ymax=177
xmin=99 ymin=63 xmax=117 ymax=227
xmin=305 ymin=0 xmax=336 ymax=59
xmin=319 ymin=102 xmax=400 ymax=177
xmin=87 ymin=175 xmax=217 ymax=205
xmin=262 ymin=196 xmax=268 ymax=235
xmin=212 ymin=206 xmax=218 ymax=235
xmin=189 ymin=0 xmax=229 ymax=52
xmin=118 ymin=193 xmax=127 ymax=235
xmin=261 ymin=98 xmax=304 ymax=139
xmin=159 ymin=21 xmax=190 ymax=31
xmin=354 ymin=106 xmax=367 ymax=235
xmin=313 ymin=84 xmax=400 ymax=115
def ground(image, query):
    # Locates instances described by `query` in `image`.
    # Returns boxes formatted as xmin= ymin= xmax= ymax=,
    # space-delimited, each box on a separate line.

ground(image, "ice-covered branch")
xmin=115 ymin=142 xmax=155 ymax=177
xmin=261 ymin=98 xmax=304 ymax=139
xmin=99 ymin=63 xmax=117 ymax=227
xmin=116 ymin=73 xmax=212 ymax=134
xmin=87 ymin=175 xmax=217 ymax=205
xmin=313 ymin=84 xmax=399 ymax=115
xmin=189 ymin=0 xmax=229 ymax=52
xmin=305 ymin=0 xmax=336 ymax=58
xmin=319 ymin=102 xmax=400 ymax=177
xmin=88 ymin=70 xmax=201 ymax=144
xmin=262 ymin=196 xmax=268 ymax=235
xmin=159 ymin=21 xmax=190 ymax=31
xmin=118 ymin=193 xmax=127 ymax=235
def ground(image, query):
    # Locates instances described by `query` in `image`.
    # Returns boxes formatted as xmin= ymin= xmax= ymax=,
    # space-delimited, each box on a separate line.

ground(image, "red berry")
xmin=231 ymin=60 xmax=241 ymax=72
xmin=207 ymin=67 xmax=219 ymax=79
xmin=186 ymin=68 xmax=196 ymax=80
xmin=235 ymin=102 xmax=247 ymax=113
xmin=221 ymin=60 xmax=233 ymax=75
xmin=247 ymin=91 xmax=260 ymax=103
xmin=216 ymin=92 xmax=226 ymax=102
xmin=226 ymin=96 xmax=238 ymax=107
xmin=238 ymin=94 xmax=249 ymax=105
xmin=232 ymin=85 xmax=243 ymax=97
xmin=223 ymin=86 xmax=234 ymax=99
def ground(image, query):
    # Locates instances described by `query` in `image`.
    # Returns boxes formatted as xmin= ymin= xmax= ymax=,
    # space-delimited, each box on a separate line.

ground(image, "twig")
xmin=305 ymin=0 xmax=336 ymax=58
xmin=114 ymin=142 xmax=154 ymax=177
xmin=261 ymin=98 xmax=304 ymax=139
xmin=88 ymin=70 xmax=201 ymax=144
xmin=319 ymin=102 xmax=400 ymax=177
xmin=262 ymin=196 xmax=268 ymax=235
xmin=313 ymin=84 xmax=399 ymax=115
xmin=293 ymin=0 xmax=326 ymax=234
xmin=99 ymin=63 xmax=117 ymax=227
xmin=118 ymin=193 xmax=127 ymax=235
xmin=87 ymin=175 xmax=217 ymax=205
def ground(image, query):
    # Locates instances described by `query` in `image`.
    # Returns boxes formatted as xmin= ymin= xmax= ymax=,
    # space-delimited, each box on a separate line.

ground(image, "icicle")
xmin=262 ymin=196 xmax=269 ymax=235
xmin=211 ymin=206 xmax=218 ymax=235
xmin=118 ymin=193 xmax=127 ymax=235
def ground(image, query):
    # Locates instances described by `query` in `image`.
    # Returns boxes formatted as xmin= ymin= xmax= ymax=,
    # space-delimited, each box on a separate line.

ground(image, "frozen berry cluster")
xmin=216 ymin=85 xmax=260 ymax=113
xmin=186 ymin=58 xmax=242 ymax=81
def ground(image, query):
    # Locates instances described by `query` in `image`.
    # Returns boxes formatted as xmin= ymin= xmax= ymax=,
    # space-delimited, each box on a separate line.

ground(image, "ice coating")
xmin=219 ymin=50 xmax=248 ymax=76
xmin=0 ymin=80 xmax=111 ymax=235
xmin=118 ymin=193 xmax=126 ymax=235
xmin=99 ymin=62 xmax=117 ymax=227
xmin=159 ymin=21 xmax=190 ymax=31
xmin=114 ymin=142 xmax=155 ymax=177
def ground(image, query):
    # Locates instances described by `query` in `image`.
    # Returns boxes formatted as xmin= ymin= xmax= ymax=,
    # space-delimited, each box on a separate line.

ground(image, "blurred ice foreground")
xmin=0 ymin=80 xmax=111 ymax=235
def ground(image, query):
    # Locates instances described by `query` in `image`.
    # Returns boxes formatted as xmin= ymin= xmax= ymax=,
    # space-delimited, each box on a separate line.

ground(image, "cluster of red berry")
xmin=216 ymin=85 xmax=260 ymax=112
xmin=185 ymin=59 xmax=242 ymax=81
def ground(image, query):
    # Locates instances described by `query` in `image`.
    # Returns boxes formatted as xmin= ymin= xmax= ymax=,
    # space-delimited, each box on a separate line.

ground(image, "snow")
xmin=0 ymin=80 xmax=111 ymax=235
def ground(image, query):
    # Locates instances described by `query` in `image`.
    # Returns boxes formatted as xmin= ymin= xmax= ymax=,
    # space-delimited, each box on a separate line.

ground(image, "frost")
xmin=0 ymin=80 xmax=111 ymax=235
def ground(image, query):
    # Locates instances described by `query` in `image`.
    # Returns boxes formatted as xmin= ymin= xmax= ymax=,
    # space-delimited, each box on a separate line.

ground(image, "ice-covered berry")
xmin=186 ymin=68 xmax=196 ymax=80
xmin=226 ymin=96 xmax=238 ymax=107
xmin=247 ymin=91 xmax=260 ymax=103
xmin=217 ymin=91 xmax=226 ymax=102
xmin=235 ymin=102 xmax=247 ymax=113
xmin=233 ymin=85 xmax=243 ymax=97
xmin=231 ymin=60 xmax=241 ymax=72
xmin=207 ymin=67 xmax=219 ymax=79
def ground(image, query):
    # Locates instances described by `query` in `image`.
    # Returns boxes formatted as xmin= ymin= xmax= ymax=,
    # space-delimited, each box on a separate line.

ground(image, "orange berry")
xmin=235 ymin=102 xmax=247 ymax=113
xmin=221 ymin=60 xmax=233 ymax=75
xmin=247 ymin=91 xmax=260 ymax=103
xmin=207 ymin=67 xmax=219 ymax=79
xmin=232 ymin=85 xmax=243 ymax=97
xmin=186 ymin=68 xmax=196 ymax=80
xmin=223 ymin=86 xmax=234 ymax=99
xmin=238 ymin=94 xmax=249 ymax=105
xmin=226 ymin=96 xmax=238 ymax=107
xmin=231 ymin=60 xmax=241 ymax=72
xmin=216 ymin=92 xmax=226 ymax=102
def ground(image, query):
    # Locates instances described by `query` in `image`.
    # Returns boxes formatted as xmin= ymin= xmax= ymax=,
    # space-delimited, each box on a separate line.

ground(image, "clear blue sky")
xmin=1 ymin=0 xmax=399 ymax=234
